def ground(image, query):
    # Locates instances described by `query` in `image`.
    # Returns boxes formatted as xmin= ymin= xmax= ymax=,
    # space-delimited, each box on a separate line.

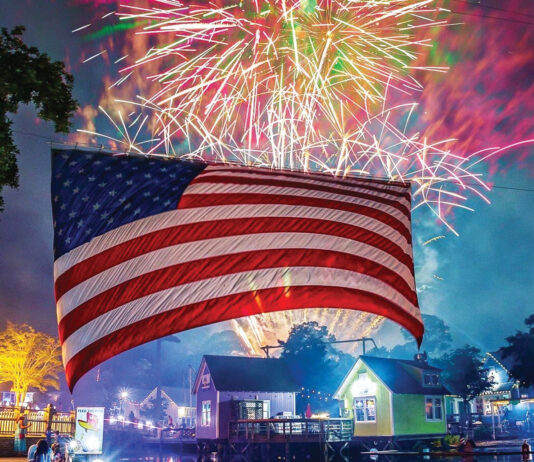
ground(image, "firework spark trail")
xmin=232 ymin=308 xmax=385 ymax=356
xmin=80 ymin=97 xmax=530 ymax=236
xmin=423 ymin=235 xmax=445 ymax=246
xmin=108 ymin=0 xmax=448 ymax=164
xmin=78 ymin=0 xmax=501 ymax=233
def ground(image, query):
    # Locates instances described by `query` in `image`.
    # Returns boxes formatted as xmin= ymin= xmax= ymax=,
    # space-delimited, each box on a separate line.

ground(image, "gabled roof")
xmin=335 ymin=355 xmax=449 ymax=398
xmin=485 ymin=351 xmax=514 ymax=374
xmin=127 ymin=388 xmax=153 ymax=403
xmin=195 ymin=355 xmax=300 ymax=393
xmin=161 ymin=387 xmax=193 ymax=406
xmin=140 ymin=387 xmax=194 ymax=407
xmin=484 ymin=352 xmax=534 ymax=396
xmin=360 ymin=356 xmax=449 ymax=395
xmin=494 ymin=382 xmax=516 ymax=393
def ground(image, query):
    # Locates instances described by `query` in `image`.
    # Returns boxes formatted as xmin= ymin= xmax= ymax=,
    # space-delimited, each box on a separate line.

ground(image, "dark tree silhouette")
xmin=499 ymin=314 xmax=534 ymax=387
xmin=139 ymin=395 xmax=169 ymax=424
xmin=372 ymin=314 xmax=453 ymax=360
xmin=279 ymin=322 xmax=354 ymax=414
xmin=401 ymin=314 xmax=452 ymax=355
xmin=0 ymin=26 xmax=77 ymax=211
xmin=280 ymin=322 xmax=336 ymax=389
xmin=435 ymin=345 xmax=494 ymax=431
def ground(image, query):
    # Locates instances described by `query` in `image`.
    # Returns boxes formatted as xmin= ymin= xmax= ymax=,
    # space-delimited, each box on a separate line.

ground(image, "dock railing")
xmin=229 ymin=418 xmax=353 ymax=443
xmin=0 ymin=407 xmax=74 ymax=437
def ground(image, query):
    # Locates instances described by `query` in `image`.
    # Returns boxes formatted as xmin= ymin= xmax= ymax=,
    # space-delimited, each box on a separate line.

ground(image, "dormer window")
xmin=423 ymin=373 xmax=440 ymax=386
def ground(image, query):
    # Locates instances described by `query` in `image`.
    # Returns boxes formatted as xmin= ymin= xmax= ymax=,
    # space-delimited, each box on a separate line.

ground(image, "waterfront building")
xmin=334 ymin=355 xmax=449 ymax=438
xmin=192 ymin=355 xmax=300 ymax=440
xmin=141 ymin=387 xmax=196 ymax=428
xmin=122 ymin=387 xmax=196 ymax=427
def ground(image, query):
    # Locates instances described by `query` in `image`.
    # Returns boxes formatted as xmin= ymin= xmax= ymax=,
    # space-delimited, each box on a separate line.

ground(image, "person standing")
xmin=44 ymin=404 xmax=57 ymax=445
xmin=522 ymin=440 xmax=532 ymax=461
xmin=14 ymin=411 xmax=31 ymax=455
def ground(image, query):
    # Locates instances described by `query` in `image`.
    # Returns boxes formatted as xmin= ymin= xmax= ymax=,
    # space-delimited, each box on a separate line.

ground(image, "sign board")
xmin=73 ymin=407 xmax=104 ymax=454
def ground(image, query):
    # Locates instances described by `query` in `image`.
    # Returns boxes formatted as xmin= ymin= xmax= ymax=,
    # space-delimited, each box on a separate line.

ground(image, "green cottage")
xmin=334 ymin=355 xmax=449 ymax=438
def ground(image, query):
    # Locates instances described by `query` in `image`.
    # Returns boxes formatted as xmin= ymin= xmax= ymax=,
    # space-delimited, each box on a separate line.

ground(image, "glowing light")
xmin=423 ymin=235 xmax=445 ymax=246
xmin=85 ymin=435 xmax=100 ymax=452
xmin=99 ymin=0 xmax=448 ymax=165
xmin=82 ymin=50 xmax=107 ymax=63
xmin=350 ymin=373 xmax=377 ymax=396
xmin=80 ymin=96 xmax=517 ymax=238
xmin=231 ymin=308 xmax=384 ymax=355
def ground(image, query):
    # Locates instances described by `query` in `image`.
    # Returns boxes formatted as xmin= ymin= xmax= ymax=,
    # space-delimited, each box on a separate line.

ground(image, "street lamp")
xmin=118 ymin=389 xmax=130 ymax=425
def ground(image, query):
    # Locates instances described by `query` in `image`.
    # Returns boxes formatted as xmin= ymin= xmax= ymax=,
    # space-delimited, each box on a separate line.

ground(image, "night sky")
xmin=1 ymin=0 xmax=533 ymax=362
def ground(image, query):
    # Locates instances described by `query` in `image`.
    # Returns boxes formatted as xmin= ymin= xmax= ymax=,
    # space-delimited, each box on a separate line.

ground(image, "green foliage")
xmin=444 ymin=434 xmax=460 ymax=446
xmin=435 ymin=345 xmax=494 ymax=403
xmin=435 ymin=345 xmax=493 ymax=433
xmin=499 ymin=314 xmax=534 ymax=387
xmin=0 ymin=26 xmax=78 ymax=211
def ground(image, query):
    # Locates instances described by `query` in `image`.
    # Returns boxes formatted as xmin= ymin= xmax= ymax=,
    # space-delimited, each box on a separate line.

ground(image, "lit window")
xmin=201 ymin=401 xmax=211 ymax=426
xmin=262 ymin=400 xmax=271 ymax=420
xmin=434 ymin=399 xmax=442 ymax=420
xmin=425 ymin=397 xmax=443 ymax=421
xmin=354 ymin=397 xmax=376 ymax=422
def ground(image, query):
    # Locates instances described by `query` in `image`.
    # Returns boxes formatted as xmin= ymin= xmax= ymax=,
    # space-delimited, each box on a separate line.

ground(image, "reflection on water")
xmin=365 ymin=456 xmax=530 ymax=462
xmin=107 ymin=453 xmax=531 ymax=462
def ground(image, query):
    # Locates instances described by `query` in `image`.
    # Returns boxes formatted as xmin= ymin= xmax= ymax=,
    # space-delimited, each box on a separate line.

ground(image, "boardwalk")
xmin=229 ymin=418 xmax=353 ymax=443
xmin=0 ymin=408 xmax=74 ymax=437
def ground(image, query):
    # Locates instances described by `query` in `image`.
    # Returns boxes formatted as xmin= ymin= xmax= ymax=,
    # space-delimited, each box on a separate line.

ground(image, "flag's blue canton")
xmin=51 ymin=149 xmax=206 ymax=259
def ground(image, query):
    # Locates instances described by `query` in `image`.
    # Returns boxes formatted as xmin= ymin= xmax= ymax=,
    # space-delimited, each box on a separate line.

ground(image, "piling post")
xmin=285 ymin=441 xmax=291 ymax=461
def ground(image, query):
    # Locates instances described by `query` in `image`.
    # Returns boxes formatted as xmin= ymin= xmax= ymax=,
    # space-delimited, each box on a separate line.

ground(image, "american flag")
xmin=52 ymin=148 xmax=422 ymax=390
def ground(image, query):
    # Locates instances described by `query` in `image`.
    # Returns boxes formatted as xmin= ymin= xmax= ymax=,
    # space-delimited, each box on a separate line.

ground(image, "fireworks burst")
xmin=107 ymin=0 xmax=448 ymax=165
xmin=231 ymin=309 xmax=384 ymax=356
xmin=79 ymin=97 xmax=495 ymax=236
xmin=77 ymin=0 xmax=499 ymax=237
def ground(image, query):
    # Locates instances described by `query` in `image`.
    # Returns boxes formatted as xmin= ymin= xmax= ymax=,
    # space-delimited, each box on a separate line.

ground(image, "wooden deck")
xmin=0 ymin=408 xmax=74 ymax=437
xmin=229 ymin=418 xmax=353 ymax=443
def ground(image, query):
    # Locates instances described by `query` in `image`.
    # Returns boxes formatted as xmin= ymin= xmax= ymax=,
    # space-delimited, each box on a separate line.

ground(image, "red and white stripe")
xmin=55 ymin=166 xmax=422 ymax=390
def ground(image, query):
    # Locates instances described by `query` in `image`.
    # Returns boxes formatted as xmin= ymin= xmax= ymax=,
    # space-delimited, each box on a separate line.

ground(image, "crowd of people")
xmin=27 ymin=438 xmax=64 ymax=462
xmin=13 ymin=405 xmax=68 ymax=461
